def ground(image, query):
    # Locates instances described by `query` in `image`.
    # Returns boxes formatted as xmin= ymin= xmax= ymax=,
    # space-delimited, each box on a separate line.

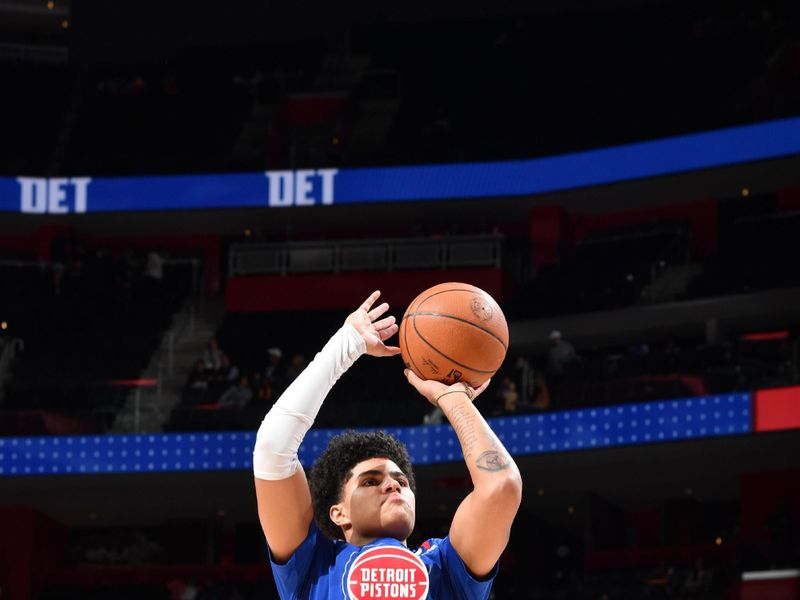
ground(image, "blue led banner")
xmin=2 ymin=118 xmax=800 ymax=215
xmin=0 ymin=393 xmax=752 ymax=477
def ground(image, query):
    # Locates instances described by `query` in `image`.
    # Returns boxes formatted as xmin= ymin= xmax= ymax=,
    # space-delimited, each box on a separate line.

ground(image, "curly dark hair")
xmin=309 ymin=430 xmax=417 ymax=540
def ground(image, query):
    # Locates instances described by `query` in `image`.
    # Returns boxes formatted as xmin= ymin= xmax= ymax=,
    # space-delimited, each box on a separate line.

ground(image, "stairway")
xmin=111 ymin=295 xmax=225 ymax=433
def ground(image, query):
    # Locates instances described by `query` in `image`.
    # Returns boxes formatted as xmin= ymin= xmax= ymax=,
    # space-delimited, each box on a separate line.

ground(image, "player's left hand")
xmin=404 ymin=369 xmax=490 ymax=407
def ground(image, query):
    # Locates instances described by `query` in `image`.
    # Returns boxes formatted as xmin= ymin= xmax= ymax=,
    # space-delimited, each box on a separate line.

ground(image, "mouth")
xmin=384 ymin=493 xmax=407 ymax=505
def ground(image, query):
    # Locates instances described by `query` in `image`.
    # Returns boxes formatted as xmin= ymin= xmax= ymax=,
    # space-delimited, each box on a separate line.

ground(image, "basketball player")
xmin=253 ymin=291 xmax=522 ymax=599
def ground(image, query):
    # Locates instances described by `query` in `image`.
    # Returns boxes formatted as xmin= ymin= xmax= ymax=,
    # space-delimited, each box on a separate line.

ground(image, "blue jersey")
xmin=270 ymin=521 xmax=497 ymax=600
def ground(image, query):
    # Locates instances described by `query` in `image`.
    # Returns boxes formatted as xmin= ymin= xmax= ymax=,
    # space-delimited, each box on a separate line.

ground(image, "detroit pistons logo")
xmin=346 ymin=545 xmax=430 ymax=600
xmin=470 ymin=297 xmax=493 ymax=321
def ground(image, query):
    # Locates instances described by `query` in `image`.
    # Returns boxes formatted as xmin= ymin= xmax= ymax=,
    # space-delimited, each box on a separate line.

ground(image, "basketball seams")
xmin=400 ymin=313 xmax=426 ymax=379
xmin=410 ymin=317 xmax=499 ymax=374
xmin=416 ymin=286 xmax=487 ymax=309
xmin=406 ymin=311 xmax=508 ymax=351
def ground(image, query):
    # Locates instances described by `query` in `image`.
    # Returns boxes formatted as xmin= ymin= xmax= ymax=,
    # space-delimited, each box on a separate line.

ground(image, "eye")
xmin=363 ymin=478 xmax=378 ymax=486
xmin=397 ymin=477 xmax=409 ymax=487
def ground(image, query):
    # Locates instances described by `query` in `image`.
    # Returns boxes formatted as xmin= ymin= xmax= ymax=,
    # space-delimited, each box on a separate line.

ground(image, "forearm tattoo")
xmin=475 ymin=450 xmax=511 ymax=472
xmin=445 ymin=399 xmax=479 ymax=460
xmin=445 ymin=398 xmax=510 ymax=472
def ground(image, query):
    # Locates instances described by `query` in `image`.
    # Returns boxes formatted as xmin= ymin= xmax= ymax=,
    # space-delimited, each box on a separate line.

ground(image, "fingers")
xmin=372 ymin=310 xmax=397 ymax=345
xmin=404 ymin=368 xmax=424 ymax=390
xmin=367 ymin=301 xmax=390 ymax=322
xmin=372 ymin=343 xmax=401 ymax=357
xmin=360 ymin=290 xmax=381 ymax=312
xmin=378 ymin=324 xmax=398 ymax=342
xmin=372 ymin=314 xmax=396 ymax=332
xmin=473 ymin=378 xmax=491 ymax=399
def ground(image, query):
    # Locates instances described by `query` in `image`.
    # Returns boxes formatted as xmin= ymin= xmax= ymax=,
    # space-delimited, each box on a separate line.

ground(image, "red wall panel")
xmin=755 ymin=386 xmax=800 ymax=432
xmin=225 ymin=268 xmax=508 ymax=312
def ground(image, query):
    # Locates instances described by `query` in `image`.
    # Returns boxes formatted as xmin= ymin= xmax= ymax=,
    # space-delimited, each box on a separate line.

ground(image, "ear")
xmin=329 ymin=502 xmax=350 ymax=529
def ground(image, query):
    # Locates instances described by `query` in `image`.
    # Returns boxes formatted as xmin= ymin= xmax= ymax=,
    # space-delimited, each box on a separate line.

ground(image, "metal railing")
xmin=229 ymin=234 xmax=504 ymax=276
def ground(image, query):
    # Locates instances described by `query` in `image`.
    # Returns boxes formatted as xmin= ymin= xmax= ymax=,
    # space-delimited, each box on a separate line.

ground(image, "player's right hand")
xmin=404 ymin=369 xmax=490 ymax=407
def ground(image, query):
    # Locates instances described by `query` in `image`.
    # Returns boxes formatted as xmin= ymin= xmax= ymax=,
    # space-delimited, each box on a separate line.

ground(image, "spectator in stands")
xmin=143 ymin=248 xmax=167 ymax=313
xmin=218 ymin=375 xmax=253 ymax=408
xmin=547 ymin=330 xmax=580 ymax=406
xmin=285 ymin=352 xmax=307 ymax=384
xmin=422 ymin=404 xmax=444 ymax=425
xmin=250 ymin=372 xmax=272 ymax=403
xmin=214 ymin=354 xmax=240 ymax=385
xmin=264 ymin=347 xmax=285 ymax=396
xmin=547 ymin=331 xmax=579 ymax=377
xmin=682 ymin=557 xmax=713 ymax=598
xmin=184 ymin=359 xmax=209 ymax=405
xmin=144 ymin=248 xmax=165 ymax=286
xmin=498 ymin=376 xmax=520 ymax=414
xmin=203 ymin=336 xmax=223 ymax=371
xmin=187 ymin=359 xmax=209 ymax=391
xmin=532 ymin=372 xmax=551 ymax=410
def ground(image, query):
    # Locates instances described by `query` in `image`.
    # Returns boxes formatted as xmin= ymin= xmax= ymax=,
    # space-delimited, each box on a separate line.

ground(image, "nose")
xmin=383 ymin=477 xmax=401 ymax=494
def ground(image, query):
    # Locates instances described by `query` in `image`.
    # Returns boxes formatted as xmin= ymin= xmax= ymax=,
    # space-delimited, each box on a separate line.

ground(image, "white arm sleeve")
xmin=253 ymin=323 xmax=366 ymax=480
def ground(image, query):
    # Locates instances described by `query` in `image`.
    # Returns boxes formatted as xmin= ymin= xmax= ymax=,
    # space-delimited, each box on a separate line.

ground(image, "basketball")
xmin=399 ymin=282 xmax=509 ymax=388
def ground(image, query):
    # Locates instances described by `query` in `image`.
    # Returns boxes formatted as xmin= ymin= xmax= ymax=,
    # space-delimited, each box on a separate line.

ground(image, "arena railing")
xmin=227 ymin=233 xmax=503 ymax=276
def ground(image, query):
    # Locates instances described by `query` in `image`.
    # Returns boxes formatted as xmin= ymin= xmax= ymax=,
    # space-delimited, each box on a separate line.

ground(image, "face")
xmin=330 ymin=457 xmax=416 ymax=544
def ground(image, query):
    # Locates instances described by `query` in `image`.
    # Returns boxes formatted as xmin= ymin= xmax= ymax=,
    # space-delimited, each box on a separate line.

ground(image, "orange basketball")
xmin=399 ymin=282 xmax=508 ymax=388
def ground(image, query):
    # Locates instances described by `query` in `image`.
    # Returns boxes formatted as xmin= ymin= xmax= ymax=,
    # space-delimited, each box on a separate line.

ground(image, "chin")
xmin=381 ymin=513 xmax=415 ymax=541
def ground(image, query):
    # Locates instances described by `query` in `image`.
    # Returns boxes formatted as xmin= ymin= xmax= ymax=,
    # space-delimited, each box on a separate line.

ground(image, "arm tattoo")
xmin=446 ymin=400 xmax=479 ymax=460
xmin=475 ymin=450 xmax=511 ymax=472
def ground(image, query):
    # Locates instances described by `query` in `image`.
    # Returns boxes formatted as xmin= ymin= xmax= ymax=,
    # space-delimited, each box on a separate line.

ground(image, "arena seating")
xmin=0 ymin=250 xmax=192 ymax=434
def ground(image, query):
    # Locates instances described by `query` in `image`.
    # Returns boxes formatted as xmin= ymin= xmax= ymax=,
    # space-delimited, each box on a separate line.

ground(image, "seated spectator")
xmin=285 ymin=352 xmax=307 ymax=384
xmin=213 ymin=353 xmax=240 ymax=385
xmin=531 ymin=372 xmax=551 ymax=410
xmin=188 ymin=359 xmax=208 ymax=389
xmin=203 ymin=336 xmax=223 ymax=371
xmin=499 ymin=375 xmax=520 ymax=414
xmin=218 ymin=375 xmax=253 ymax=408
xmin=264 ymin=346 xmax=285 ymax=397
xmin=184 ymin=359 xmax=209 ymax=405
xmin=250 ymin=372 xmax=273 ymax=403
xmin=422 ymin=405 xmax=444 ymax=425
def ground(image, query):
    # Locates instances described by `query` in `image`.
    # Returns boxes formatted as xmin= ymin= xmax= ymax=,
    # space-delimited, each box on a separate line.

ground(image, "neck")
xmin=346 ymin=531 xmax=407 ymax=547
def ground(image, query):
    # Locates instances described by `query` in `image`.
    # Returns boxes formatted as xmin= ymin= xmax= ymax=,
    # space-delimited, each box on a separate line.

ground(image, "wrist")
xmin=435 ymin=389 xmax=471 ymax=409
xmin=341 ymin=322 xmax=367 ymax=358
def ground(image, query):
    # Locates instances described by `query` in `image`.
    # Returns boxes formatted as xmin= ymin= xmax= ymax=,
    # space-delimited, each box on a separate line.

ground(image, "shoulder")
xmin=413 ymin=536 xmax=446 ymax=564
xmin=415 ymin=536 xmax=498 ymax=596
